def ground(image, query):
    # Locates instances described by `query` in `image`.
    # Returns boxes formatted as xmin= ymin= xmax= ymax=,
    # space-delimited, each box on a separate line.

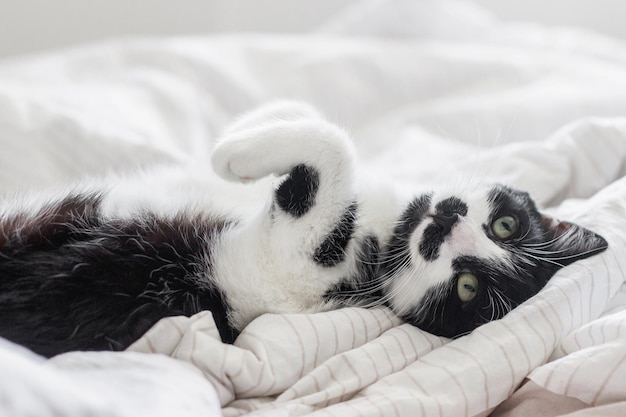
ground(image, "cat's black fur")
xmin=0 ymin=194 xmax=237 ymax=356
xmin=0 ymin=107 xmax=609 ymax=358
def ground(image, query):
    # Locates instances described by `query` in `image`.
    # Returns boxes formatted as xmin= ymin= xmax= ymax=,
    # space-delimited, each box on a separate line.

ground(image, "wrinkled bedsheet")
xmin=2 ymin=1 xmax=626 ymax=416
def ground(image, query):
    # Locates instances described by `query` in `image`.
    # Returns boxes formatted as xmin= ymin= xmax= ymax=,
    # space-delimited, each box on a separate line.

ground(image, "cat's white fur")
xmin=209 ymin=102 xmax=370 ymax=327
xmin=0 ymin=102 xmax=510 ymax=331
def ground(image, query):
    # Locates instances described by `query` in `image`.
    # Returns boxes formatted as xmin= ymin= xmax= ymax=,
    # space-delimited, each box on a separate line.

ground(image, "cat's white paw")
xmin=222 ymin=101 xmax=322 ymax=137
xmin=212 ymin=110 xmax=355 ymax=184
xmin=211 ymin=135 xmax=277 ymax=183
xmin=213 ymin=102 xmax=325 ymax=183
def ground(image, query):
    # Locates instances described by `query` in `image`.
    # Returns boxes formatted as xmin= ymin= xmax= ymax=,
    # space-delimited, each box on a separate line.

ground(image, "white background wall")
xmin=474 ymin=0 xmax=626 ymax=39
xmin=0 ymin=0 xmax=625 ymax=59
xmin=0 ymin=0 xmax=353 ymax=58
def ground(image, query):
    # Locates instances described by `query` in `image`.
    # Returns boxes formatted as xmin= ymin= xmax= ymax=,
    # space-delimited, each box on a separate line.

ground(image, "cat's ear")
xmin=540 ymin=214 xmax=608 ymax=267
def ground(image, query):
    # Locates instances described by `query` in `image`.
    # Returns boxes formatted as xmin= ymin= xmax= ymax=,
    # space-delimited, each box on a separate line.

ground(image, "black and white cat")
xmin=0 ymin=102 xmax=607 ymax=358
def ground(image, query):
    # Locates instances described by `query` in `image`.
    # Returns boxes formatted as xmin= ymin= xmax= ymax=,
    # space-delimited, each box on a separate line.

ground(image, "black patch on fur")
xmin=418 ymin=224 xmax=446 ymax=261
xmin=0 ymin=194 xmax=237 ymax=357
xmin=314 ymin=202 xmax=358 ymax=267
xmin=382 ymin=194 xmax=432 ymax=273
xmin=323 ymin=235 xmax=382 ymax=305
xmin=435 ymin=197 xmax=468 ymax=217
xmin=275 ymin=164 xmax=320 ymax=217
xmin=419 ymin=197 xmax=468 ymax=261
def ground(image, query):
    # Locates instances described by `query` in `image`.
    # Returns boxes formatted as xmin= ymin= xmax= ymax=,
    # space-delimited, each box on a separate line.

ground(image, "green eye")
xmin=457 ymin=273 xmax=478 ymax=302
xmin=492 ymin=215 xmax=518 ymax=239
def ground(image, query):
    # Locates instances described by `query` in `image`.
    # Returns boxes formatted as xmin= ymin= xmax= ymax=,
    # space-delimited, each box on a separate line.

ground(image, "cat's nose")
xmin=432 ymin=213 xmax=459 ymax=236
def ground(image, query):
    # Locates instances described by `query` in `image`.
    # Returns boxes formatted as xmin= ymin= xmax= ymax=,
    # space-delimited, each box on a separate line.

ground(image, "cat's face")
xmin=383 ymin=184 xmax=607 ymax=338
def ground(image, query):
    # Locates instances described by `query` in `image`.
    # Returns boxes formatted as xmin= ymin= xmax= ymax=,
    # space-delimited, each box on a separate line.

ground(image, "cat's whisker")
xmin=492 ymin=287 xmax=513 ymax=318
xmin=331 ymin=252 xmax=414 ymax=302
xmin=377 ymin=261 xmax=417 ymax=310
xmin=519 ymin=237 xmax=564 ymax=248
xmin=518 ymin=252 xmax=566 ymax=268
xmin=522 ymin=228 xmax=580 ymax=248
xmin=521 ymin=247 xmax=574 ymax=255
xmin=376 ymin=245 xmax=412 ymax=260
xmin=531 ymin=247 xmax=607 ymax=262
xmin=511 ymin=225 xmax=534 ymax=244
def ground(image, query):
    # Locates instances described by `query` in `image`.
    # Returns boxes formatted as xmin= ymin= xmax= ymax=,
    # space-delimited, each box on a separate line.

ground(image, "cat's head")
xmin=382 ymin=184 xmax=607 ymax=338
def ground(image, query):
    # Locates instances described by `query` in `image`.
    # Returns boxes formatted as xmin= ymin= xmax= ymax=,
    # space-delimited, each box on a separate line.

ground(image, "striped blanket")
xmin=2 ymin=1 xmax=626 ymax=416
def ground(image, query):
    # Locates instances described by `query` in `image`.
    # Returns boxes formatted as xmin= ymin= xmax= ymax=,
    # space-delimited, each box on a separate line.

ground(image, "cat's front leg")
xmin=211 ymin=103 xmax=360 ymax=326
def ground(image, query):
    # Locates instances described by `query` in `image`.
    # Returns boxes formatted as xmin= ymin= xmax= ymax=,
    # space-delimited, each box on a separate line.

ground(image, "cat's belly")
xmin=211 ymin=223 xmax=358 ymax=330
xmin=217 ymin=264 xmax=348 ymax=330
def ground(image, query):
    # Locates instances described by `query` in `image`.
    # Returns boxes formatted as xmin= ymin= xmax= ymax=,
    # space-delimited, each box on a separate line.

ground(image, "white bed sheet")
xmin=2 ymin=1 xmax=626 ymax=416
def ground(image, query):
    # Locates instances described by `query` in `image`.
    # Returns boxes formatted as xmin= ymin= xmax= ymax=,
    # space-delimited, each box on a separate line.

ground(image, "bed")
xmin=1 ymin=1 xmax=626 ymax=416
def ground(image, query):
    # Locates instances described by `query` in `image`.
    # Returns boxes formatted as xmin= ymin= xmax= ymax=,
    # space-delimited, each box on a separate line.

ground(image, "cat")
xmin=0 ymin=102 xmax=608 ymax=358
